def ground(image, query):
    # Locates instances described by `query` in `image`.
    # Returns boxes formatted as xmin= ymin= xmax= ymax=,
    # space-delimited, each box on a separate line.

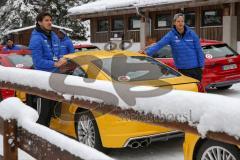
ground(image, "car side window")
xmin=153 ymin=45 xmax=172 ymax=58
xmin=59 ymin=61 xmax=88 ymax=78
xmin=72 ymin=67 xmax=88 ymax=78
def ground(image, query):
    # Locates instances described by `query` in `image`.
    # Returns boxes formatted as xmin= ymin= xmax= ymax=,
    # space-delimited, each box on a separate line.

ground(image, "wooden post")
xmin=3 ymin=119 xmax=18 ymax=160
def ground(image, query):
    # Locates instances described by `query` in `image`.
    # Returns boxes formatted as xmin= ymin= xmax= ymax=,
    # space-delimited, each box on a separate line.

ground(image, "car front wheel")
xmin=196 ymin=140 xmax=240 ymax=160
xmin=75 ymin=110 xmax=104 ymax=151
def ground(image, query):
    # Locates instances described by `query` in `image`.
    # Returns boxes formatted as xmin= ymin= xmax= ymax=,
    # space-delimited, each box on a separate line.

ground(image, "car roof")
xmin=200 ymin=39 xmax=225 ymax=46
xmin=74 ymin=44 xmax=97 ymax=48
xmin=0 ymin=52 xmax=31 ymax=57
xmin=64 ymin=50 xmax=146 ymax=60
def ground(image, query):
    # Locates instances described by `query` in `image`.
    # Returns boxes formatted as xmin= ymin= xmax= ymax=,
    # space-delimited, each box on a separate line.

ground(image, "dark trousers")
xmin=27 ymin=95 xmax=56 ymax=127
xmin=178 ymin=67 xmax=203 ymax=81
xmin=36 ymin=97 xmax=56 ymax=127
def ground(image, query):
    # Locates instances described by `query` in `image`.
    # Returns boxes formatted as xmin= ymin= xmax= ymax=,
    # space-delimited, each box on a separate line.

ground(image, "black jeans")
xmin=36 ymin=97 xmax=57 ymax=127
xmin=26 ymin=95 xmax=56 ymax=127
xmin=178 ymin=67 xmax=203 ymax=81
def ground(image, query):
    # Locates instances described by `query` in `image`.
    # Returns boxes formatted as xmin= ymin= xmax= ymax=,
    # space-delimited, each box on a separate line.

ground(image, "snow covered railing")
xmin=0 ymin=66 xmax=240 ymax=147
xmin=0 ymin=98 xmax=114 ymax=160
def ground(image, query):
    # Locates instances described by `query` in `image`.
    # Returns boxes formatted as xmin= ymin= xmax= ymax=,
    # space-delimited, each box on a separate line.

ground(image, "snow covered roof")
xmin=68 ymin=0 xmax=191 ymax=16
xmin=6 ymin=25 xmax=73 ymax=34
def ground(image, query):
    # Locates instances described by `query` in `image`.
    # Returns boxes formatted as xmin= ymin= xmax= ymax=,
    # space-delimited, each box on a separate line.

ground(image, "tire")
xmin=75 ymin=110 xmax=105 ymax=152
xmin=216 ymin=85 xmax=232 ymax=90
xmin=196 ymin=140 xmax=240 ymax=160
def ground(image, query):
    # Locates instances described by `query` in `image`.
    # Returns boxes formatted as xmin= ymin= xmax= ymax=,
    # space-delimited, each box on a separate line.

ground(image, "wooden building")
xmin=5 ymin=25 xmax=73 ymax=46
xmin=69 ymin=0 xmax=240 ymax=52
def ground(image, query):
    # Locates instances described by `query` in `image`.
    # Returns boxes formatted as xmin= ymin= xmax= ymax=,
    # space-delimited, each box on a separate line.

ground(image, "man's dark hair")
xmin=36 ymin=12 xmax=52 ymax=26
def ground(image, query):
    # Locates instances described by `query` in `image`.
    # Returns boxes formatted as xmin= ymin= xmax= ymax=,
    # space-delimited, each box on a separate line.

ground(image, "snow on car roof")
xmin=68 ymin=0 xmax=191 ymax=15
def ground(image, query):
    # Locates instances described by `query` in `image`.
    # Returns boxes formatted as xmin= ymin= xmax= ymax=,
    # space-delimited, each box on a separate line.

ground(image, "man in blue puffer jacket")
xmin=57 ymin=29 xmax=75 ymax=55
xmin=29 ymin=12 xmax=67 ymax=127
xmin=29 ymin=13 xmax=67 ymax=73
xmin=141 ymin=13 xmax=205 ymax=81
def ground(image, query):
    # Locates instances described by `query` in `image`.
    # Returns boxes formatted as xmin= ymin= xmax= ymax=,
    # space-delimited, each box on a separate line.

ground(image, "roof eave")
xmin=69 ymin=0 xmax=239 ymax=20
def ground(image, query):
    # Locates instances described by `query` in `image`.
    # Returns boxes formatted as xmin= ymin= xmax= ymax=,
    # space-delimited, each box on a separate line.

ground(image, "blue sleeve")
xmin=66 ymin=39 xmax=75 ymax=54
xmin=192 ymin=32 xmax=205 ymax=68
xmin=29 ymin=36 xmax=55 ymax=69
xmin=146 ymin=32 xmax=172 ymax=57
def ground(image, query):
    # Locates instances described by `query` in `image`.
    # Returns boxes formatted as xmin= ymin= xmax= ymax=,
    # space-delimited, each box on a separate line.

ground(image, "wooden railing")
xmin=0 ymin=81 xmax=240 ymax=148
xmin=0 ymin=117 xmax=84 ymax=160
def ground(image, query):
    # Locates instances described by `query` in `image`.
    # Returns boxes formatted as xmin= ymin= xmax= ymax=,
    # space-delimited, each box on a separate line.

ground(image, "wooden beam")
xmin=3 ymin=119 xmax=18 ymax=160
xmin=18 ymin=128 xmax=83 ymax=160
xmin=1 ymin=81 xmax=240 ymax=147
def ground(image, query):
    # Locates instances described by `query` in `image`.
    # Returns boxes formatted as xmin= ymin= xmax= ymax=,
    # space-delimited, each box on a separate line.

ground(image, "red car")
xmin=152 ymin=39 xmax=240 ymax=90
xmin=0 ymin=44 xmax=31 ymax=54
xmin=0 ymin=52 xmax=33 ymax=100
xmin=74 ymin=44 xmax=100 ymax=52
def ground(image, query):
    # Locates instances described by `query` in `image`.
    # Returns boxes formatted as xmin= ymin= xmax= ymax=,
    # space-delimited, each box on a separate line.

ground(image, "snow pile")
xmin=0 ymin=97 xmax=114 ymax=160
xmin=68 ymin=0 xmax=191 ymax=15
xmin=0 ymin=65 xmax=240 ymax=139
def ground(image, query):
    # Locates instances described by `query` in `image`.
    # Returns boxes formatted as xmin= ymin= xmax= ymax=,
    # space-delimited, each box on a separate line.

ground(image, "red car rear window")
xmin=202 ymin=44 xmax=238 ymax=58
xmin=153 ymin=44 xmax=238 ymax=59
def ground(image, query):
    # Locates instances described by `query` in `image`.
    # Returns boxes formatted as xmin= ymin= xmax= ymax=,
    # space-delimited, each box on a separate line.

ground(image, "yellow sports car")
xmin=32 ymin=50 xmax=203 ymax=151
xmin=184 ymin=133 xmax=240 ymax=160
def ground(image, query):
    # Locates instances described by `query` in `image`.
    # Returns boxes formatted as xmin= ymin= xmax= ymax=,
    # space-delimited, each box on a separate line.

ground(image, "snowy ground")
xmin=0 ymin=83 xmax=240 ymax=160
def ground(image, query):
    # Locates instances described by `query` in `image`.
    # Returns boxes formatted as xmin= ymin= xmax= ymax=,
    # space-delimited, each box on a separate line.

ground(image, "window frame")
xmin=155 ymin=14 xmax=172 ymax=29
xmin=184 ymin=11 xmax=196 ymax=27
xmin=128 ymin=16 xmax=141 ymax=30
xmin=112 ymin=17 xmax=124 ymax=31
xmin=97 ymin=19 xmax=109 ymax=32
xmin=202 ymin=9 xmax=223 ymax=27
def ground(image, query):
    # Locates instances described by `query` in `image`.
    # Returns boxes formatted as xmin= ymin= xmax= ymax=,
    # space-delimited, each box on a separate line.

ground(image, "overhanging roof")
xmin=68 ymin=0 xmax=238 ymax=20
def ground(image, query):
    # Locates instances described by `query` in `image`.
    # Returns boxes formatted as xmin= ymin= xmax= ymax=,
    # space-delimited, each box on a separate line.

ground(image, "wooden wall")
xmin=91 ymin=14 xmax=140 ymax=43
xmin=90 ymin=4 xmax=227 ymax=43
xmin=10 ymin=27 xmax=63 ymax=46
xmin=237 ymin=2 xmax=240 ymax=41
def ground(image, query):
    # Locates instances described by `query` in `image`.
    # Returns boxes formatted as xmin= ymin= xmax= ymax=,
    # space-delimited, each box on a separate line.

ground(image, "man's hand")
xmin=54 ymin=58 xmax=67 ymax=68
xmin=138 ymin=49 xmax=147 ymax=55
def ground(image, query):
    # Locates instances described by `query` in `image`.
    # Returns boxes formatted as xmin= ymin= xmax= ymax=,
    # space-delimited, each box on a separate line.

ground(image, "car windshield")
xmin=7 ymin=54 xmax=33 ymax=68
xmin=93 ymin=56 xmax=180 ymax=82
xmin=153 ymin=45 xmax=172 ymax=58
xmin=202 ymin=44 xmax=238 ymax=58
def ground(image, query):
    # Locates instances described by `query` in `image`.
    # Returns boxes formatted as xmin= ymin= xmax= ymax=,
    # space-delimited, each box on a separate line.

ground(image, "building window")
xmin=129 ymin=16 xmax=140 ymax=30
xmin=97 ymin=19 xmax=108 ymax=32
xmin=202 ymin=10 xmax=222 ymax=26
xmin=112 ymin=18 xmax=124 ymax=31
xmin=156 ymin=14 xmax=172 ymax=28
xmin=184 ymin=12 xmax=196 ymax=27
